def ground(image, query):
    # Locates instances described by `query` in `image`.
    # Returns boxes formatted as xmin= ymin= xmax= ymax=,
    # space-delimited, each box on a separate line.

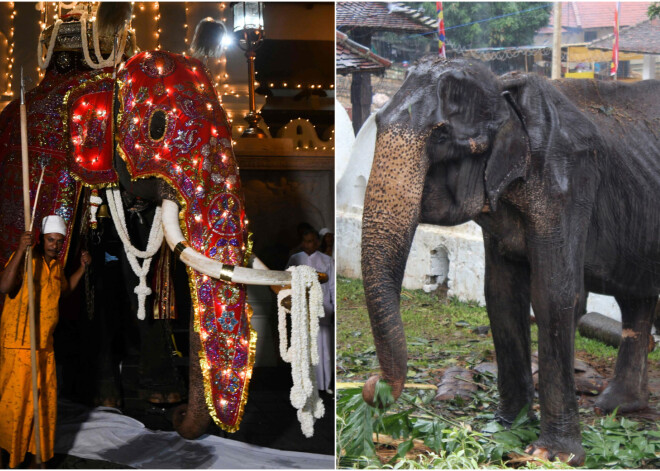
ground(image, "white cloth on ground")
xmin=55 ymin=400 xmax=334 ymax=469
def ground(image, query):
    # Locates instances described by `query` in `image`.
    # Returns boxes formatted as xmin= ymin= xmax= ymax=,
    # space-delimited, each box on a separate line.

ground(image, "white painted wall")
xmin=336 ymin=112 xmax=622 ymax=321
xmin=642 ymin=55 xmax=657 ymax=80
xmin=337 ymin=112 xmax=377 ymax=213
xmin=335 ymin=100 xmax=355 ymax=185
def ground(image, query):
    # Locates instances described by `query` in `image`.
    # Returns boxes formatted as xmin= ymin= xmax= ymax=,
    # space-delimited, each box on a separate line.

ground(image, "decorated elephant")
xmin=360 ymin=56 xmax=660 ymax=464
xmin=0 ymin=11 xmax=297 ymax=438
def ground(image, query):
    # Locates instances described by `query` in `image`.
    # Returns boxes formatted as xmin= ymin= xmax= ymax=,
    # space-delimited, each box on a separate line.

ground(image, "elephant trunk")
xmin=173 ymin=310 xmax=212 ymax=439
xmin=361 ymin=126 xmax=429 ymax=405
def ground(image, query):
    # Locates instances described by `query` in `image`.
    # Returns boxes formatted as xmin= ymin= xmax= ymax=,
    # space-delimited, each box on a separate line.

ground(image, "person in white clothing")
xmin=286 ymin=228 xmax=335 ymax=394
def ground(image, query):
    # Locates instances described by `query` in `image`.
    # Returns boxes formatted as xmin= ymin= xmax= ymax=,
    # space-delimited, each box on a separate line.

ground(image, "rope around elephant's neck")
xmin=37 ymin=19 xmax=62 ymax=70
xmin=277 ymin=265 xmax=325 ymax=437
xmin=106 ymin=188 xmax=163 ymax=320
xmin=80 ymin=13 xmax=129 ymax=70
xmin=37 ymin=12 xmax=129 ymax=71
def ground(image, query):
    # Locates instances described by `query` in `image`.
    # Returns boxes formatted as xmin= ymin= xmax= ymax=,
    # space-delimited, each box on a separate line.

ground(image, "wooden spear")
xmin=20 ymin=68 xmax=43 ymax=466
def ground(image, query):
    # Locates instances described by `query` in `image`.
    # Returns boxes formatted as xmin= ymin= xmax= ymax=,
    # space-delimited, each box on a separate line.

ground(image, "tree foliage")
xmin=421 ymin=2 xmax=552 ymax=49
xmin=649 ymin=3 xmax=660 ymax=19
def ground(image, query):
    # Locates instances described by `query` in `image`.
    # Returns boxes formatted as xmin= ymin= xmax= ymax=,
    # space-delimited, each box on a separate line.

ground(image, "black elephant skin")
xmin=360 ymin=57 xmax=660 ymax=465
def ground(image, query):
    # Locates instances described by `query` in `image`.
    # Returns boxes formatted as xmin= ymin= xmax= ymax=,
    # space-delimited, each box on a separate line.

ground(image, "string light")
xmin=154 ymin=2 xmax=161 ymax=51
xmin=183 ymin=4 xmax=189 ymax=46
xmin=4 ymin=2 xmax=15 ymax=96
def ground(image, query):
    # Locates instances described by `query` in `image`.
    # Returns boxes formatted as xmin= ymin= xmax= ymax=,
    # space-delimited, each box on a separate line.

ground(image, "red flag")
xmin=437 ymin=2 xmax=446 ymax=58
xmin=610 ymin=2 xmax=620 ymax=76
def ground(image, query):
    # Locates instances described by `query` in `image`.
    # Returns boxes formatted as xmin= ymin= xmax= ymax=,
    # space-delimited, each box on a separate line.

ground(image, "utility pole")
xmin=552 ymin=2 xmax=562 ymax=80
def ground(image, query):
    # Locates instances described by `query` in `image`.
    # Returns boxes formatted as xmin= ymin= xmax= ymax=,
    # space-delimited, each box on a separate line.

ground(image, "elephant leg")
xmin=137 ymin=317 xmax=185 ymax=404
xmin=525 ymin=234 xmax=587 ymax=465
xmin=173 ymin=308 xmax=212 ymax=439
xmin=594 ymin=296 xmax=655 ymax=413
xmin=94 ymin=254 xmax=126 ymax=408
xmin=652 ymin=298 xmax=660 ymax=342
xmin=483 ymin=235 xmax=534 ymax=424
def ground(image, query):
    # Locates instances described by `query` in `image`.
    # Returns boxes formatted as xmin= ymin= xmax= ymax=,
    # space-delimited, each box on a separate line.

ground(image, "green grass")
xmin=337 ymin=277 xmax=494 ymax=385
xmin=336 ymin=276 xmax=660 ymax=469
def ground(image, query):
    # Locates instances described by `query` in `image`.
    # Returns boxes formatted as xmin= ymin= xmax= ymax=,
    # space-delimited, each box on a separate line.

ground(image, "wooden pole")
xmin=551 ymin=2 xmax=562 ymax=80
xmin=20 ymin=68 xmax=42 ymax=466
xmin=29 ymin=167 xmax=45 ymax=233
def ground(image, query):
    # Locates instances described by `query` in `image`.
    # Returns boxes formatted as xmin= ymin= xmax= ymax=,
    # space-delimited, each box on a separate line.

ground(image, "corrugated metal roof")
xmin=336 ymin=30 xmax=393 ymax=75
xmin=588 ymin=18 xmax=660 ymax=54
xmin=539 ymin=2 xmax=651 ymax=33
xmin=336 ymin=2 xmax=437 ymax=33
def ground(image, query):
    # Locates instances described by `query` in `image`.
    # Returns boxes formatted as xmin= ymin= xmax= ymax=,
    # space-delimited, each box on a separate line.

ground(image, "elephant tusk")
xmin=248 ymin=254 xmax=270 ymax=271
xmin=161 ymin=199 xmax=291 ymax=286
xmin=249 ymin=254 xmax=329 ymax=284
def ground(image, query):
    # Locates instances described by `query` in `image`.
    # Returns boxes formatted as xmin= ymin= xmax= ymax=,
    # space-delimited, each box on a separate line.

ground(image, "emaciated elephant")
xmin=0 ymin=12 xmax=292 ymax=438
xmin=361 ymin=57 xmax=660 ymax=464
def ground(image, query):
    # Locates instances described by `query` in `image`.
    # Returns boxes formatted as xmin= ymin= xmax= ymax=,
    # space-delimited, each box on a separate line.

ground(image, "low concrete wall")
xmin=338 ymin=209 xmax=484 ymax=302
xmin=338 ymin=208 xmax=622 ymax=321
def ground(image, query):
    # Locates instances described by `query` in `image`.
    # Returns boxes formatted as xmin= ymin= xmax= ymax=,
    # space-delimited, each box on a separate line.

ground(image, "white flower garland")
xmin=37 ymin=11 xmax=129 ymax=71
xmin=106 ymin=188 xmax=163 ymax=320
xmin=80 ymin=12 xmax=129 ymax=70
xmin=89 ymin=189 xmax=103 ymax=229
xmin=37 ymin=19 xmax=62 ymax=70
xmin=277 ymin=265 xmax=325 ymax=438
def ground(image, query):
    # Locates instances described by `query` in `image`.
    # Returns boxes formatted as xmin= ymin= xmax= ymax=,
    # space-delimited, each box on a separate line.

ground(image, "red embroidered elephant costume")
xmin=0 ymin=50 xmax=269 ymax=434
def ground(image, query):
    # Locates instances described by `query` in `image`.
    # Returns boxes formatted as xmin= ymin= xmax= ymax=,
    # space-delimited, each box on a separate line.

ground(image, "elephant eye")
xmin=149 ymin=110 xmax=167 ymax=141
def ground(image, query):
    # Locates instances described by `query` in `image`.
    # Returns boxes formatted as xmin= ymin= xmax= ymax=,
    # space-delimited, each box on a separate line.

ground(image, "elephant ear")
xmin=484 ymin=90 xmax=531 ymax=211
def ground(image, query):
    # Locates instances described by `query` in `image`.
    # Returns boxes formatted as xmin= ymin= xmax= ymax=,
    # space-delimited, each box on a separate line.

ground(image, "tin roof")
xmin=539 ymin=2 xmax=651 ymax=33
xmin=588 ymin=18 xmax=660 ymax=54
xmin=336 ymin=30 xmax=392 ymax=75
xmin=336 ymin=2 xmax=437 ymax=33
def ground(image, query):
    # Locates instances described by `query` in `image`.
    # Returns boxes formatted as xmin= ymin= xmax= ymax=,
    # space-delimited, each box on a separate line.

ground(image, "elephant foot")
xmin=594 ymin=382 xmax=648 ymax=415
xmin=96 ymin=397 xmax=122 ymax=408
xmin=147 ymin=391 xmax=183 ymax=404
xmin=525 ymin=439 xmax=585 ymax=466
xmin=95 ymin=379 xmax=122 ymax=409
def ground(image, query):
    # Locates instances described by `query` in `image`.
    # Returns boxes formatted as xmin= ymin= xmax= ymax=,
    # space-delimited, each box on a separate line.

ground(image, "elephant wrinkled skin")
xmin=361 ymin=57 xmax=660 ymax=465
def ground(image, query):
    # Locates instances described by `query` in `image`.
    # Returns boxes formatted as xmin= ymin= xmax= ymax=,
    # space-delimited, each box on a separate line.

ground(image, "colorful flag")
xmin=610 ymin=2 xmax=620 ymax=76
xmin=437 ymin=2 xmax=446 ymax=58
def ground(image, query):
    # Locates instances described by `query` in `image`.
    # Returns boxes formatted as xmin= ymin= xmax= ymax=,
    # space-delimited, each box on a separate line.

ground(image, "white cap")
xmin=41 ymin=215 xmax=67 ymax=236
xmin=319 ymin=227 xmax=332 ymax=237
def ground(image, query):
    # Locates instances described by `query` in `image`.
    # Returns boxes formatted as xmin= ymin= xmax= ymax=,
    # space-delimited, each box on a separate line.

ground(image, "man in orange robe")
xmin=0 ymin=215 xmax=90 ymax=468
